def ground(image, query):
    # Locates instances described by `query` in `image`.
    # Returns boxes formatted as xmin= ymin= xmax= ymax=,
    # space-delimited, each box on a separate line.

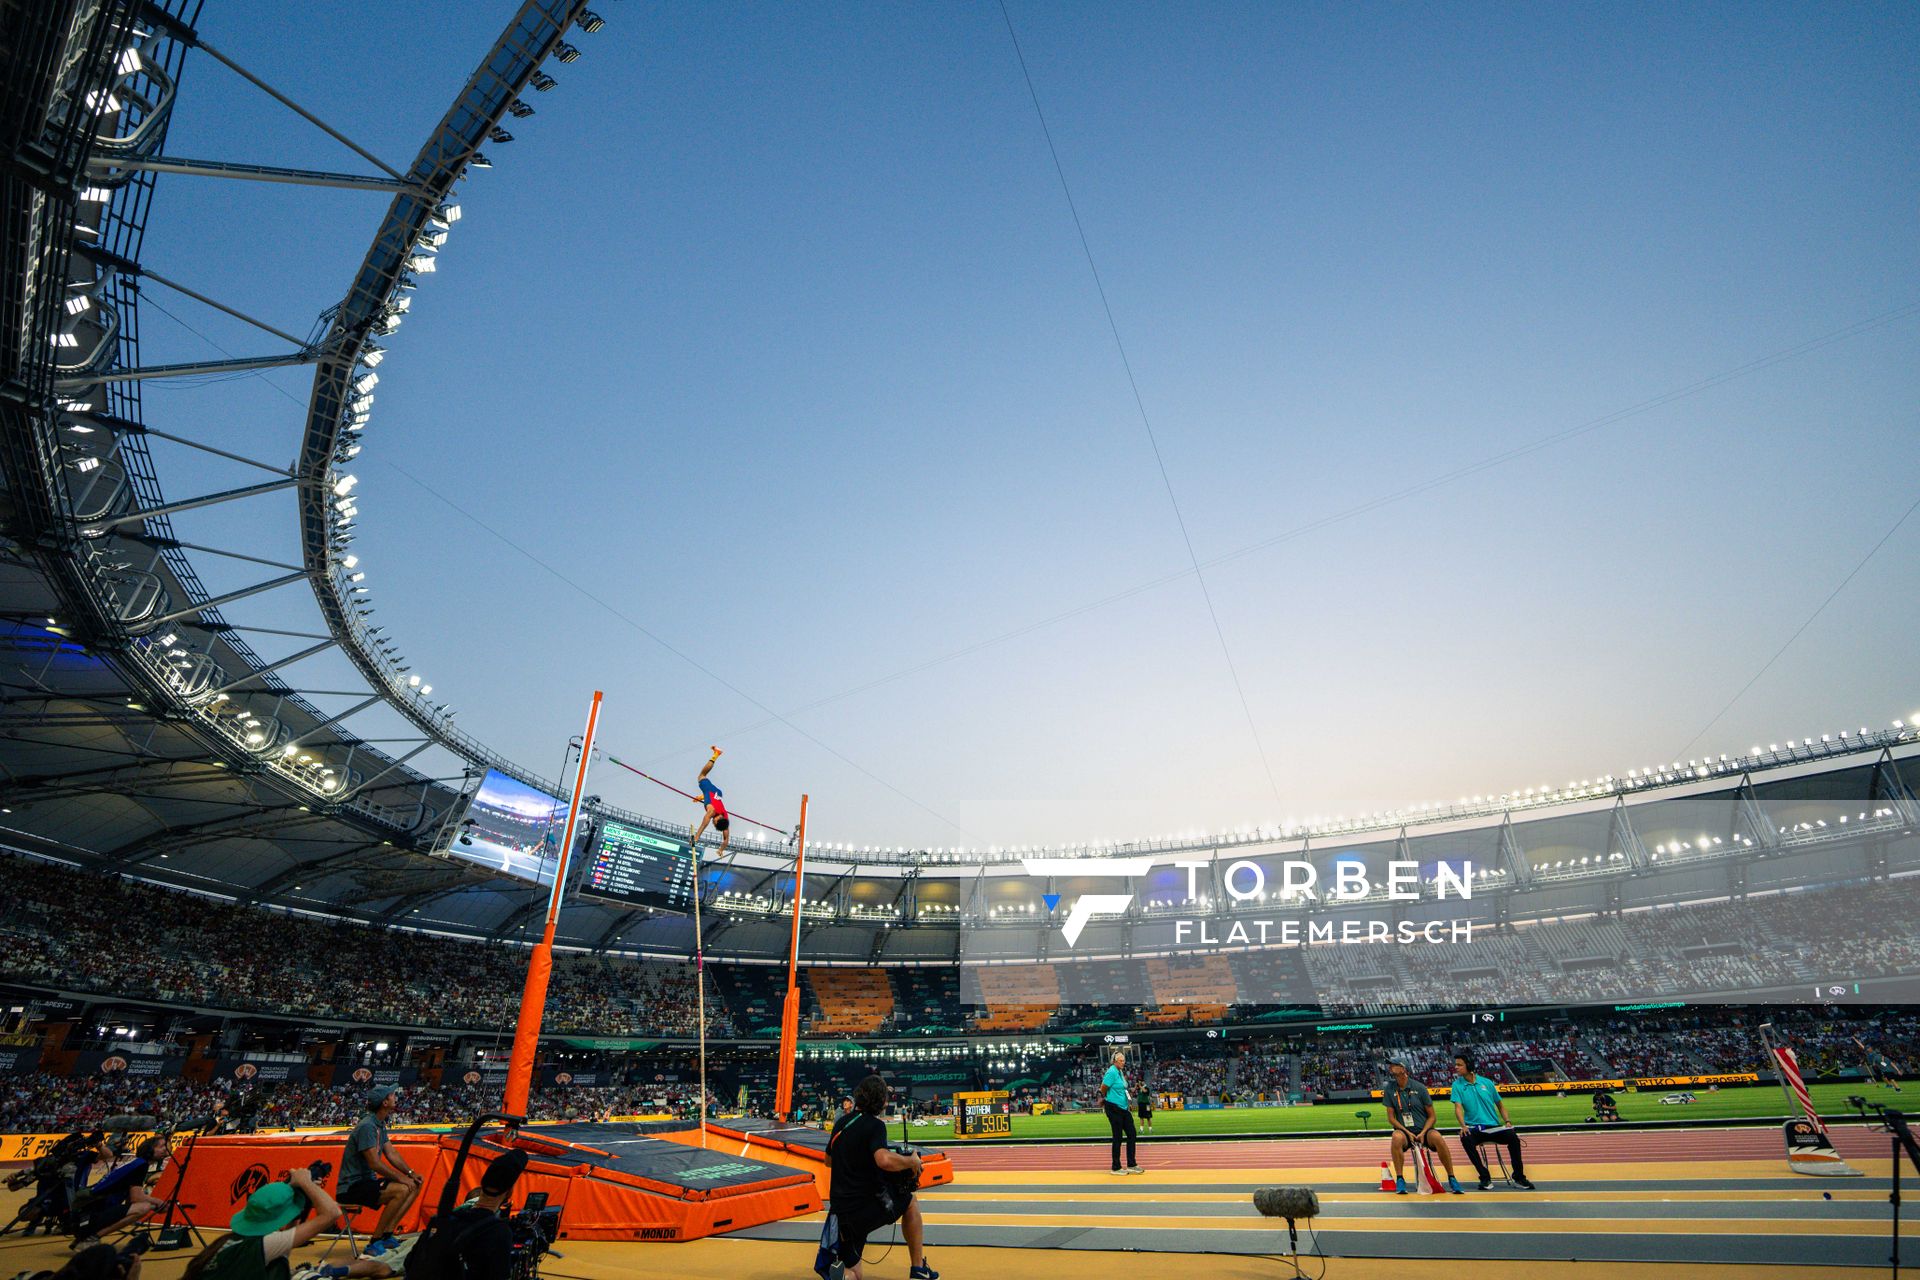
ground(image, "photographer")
xmin=70 ymin=1135 xmax=171 ymax=1247
xmin=818 ymin=1075 xmax=936 ymax=1280
xmin=180 ymin=1165 xmax=341 ymax=1280
xmin=337 ymin=1087 xmax=422 ymax=1257
xmin=54 ymin=1240 xmax=145 ymax=1280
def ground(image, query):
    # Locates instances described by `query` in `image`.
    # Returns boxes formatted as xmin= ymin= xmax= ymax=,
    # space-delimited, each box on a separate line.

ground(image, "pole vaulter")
xmin=604 ymin=754 xmax=793 ymax=839
xmin=594 ymin=748 xmax=810 ymax=1125
xmin=503 ymin=690 xmax=602 ymax=1119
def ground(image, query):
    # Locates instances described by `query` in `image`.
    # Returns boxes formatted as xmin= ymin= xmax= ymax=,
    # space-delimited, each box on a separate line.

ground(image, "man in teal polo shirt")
xmin=1450 ymin=1052 xmax=1534 ymax=1190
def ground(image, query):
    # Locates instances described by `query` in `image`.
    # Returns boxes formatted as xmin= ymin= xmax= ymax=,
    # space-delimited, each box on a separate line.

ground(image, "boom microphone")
xmin=1252 ymin=1186 xmax=1321 ymax=1220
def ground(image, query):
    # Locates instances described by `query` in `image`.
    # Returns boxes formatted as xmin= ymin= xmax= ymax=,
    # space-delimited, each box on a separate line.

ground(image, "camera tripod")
xmin=147 ymin=1120 xmax=213 ymax=1252
xmin=1848 ymin=1097 xmax=1920 ymax=1278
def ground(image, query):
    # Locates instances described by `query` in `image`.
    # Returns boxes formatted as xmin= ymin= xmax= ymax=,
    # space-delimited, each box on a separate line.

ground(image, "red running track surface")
xmin=944 ymin=1126 xmax=1887 ymax=1170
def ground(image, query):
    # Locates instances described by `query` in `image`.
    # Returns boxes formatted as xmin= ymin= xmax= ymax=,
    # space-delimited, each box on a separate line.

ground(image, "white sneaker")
xmin=1125 ymin=1166 xmax=1145 ymax=1175
xmin=1108 ymin=1168 xmax=1128 ymax=1176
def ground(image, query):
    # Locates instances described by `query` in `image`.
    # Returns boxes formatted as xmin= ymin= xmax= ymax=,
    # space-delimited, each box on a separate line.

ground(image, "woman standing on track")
xmin=1102 ymin=1050 xmax=1143 ymax=1175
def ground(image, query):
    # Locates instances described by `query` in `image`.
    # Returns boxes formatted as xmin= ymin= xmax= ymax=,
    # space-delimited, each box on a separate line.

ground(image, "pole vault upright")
xmin=774 ymin=794 xmax=810 ymax=1121
xmin=503 ymin=690 xmax=602 ymax=1119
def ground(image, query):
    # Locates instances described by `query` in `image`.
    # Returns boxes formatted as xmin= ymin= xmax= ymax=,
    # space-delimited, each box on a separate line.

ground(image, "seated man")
xmin=817 ymin=1075 xmax=936 ymax=1280
xmin=336 ymin=1087 xmax=423 ymax=1256
xmin=296 ymin=1151 xmax=527 ymax=1280
xmin=1450 ymin=1053 xmax=1534 ymax=1190
xmin=1383 ymin=1061 xmax=1463 ymax=1194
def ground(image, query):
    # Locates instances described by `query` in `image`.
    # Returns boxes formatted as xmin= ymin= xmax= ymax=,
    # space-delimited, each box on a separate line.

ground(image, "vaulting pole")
xmin=693 ymin=824 xmax=708 ymax=1133
xmin=503 ymin=690 xmax=602 ymax=1119
xmin=774 ymin=794 xmax=810 ymax=1121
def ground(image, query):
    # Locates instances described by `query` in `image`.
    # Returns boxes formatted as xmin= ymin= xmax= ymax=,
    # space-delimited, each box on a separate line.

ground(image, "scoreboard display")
xmin=578 ymin=819 xmax=696 ymax=912
xmin=953 ymin=1090 xmax=1012 ymax=1138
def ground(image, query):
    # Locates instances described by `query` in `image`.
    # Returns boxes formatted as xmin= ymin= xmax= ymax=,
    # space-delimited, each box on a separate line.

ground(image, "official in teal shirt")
xmin=1102 ymin=1062 xmax=1129 ymax=1108
xmin=1450 ymin=1052 xmax=1533 ymax=1190
xmin=1101 ymin=1051 xmax=1141 ymax=1174
xmin=1452 ymin=1072 xmax=1505 ymax=1129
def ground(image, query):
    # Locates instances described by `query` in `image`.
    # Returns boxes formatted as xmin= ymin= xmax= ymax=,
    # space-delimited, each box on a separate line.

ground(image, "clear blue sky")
xmin=137 ymin=1 xmax=1918 ymax=849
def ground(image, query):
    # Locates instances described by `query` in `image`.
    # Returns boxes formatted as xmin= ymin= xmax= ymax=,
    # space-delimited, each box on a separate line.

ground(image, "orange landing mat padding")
xmin=152 ymin=1125 xmax=819 ymax=1243
xmin=676 ymin=1119 xmax=956 ymax=1200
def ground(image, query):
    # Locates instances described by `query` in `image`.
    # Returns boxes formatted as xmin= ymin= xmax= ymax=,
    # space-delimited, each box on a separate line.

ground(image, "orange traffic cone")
xmin=1378 ymin=1161 xmax=1395 ymax=1192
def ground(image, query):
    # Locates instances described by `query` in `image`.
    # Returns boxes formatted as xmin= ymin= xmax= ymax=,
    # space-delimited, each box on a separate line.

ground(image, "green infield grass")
xmin=899 ymin=1080 xmax=1904 ymax=1140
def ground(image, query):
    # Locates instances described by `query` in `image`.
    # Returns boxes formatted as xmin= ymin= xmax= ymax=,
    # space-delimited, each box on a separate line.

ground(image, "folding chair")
xmin=1487 ymin=1139 xmax=1517 ymax=1187
xmin=318 ymin=1183 xmax=382 ymax=1262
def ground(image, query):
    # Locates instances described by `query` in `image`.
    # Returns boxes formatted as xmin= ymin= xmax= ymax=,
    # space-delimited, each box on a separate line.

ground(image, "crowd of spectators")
xmin=0 ymin=1071 xmax=699 ymax=1134
xmin=0 ymin=856 xmax=726 ymax=1037
xmin=1303 ymin=877 xmax=1920 ymax=1014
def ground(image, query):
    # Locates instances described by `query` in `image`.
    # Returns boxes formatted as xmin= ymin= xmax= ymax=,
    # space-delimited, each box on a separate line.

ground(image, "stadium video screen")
xmin=447 ymin=769 xmax=565 ymax=887
xmin=578 ymin=818 xmax=696 ymax=912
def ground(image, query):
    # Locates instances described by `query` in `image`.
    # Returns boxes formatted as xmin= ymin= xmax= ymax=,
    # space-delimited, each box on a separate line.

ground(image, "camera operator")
xmin=817 ymin=1075 xmax=936 ymax=1280
xmin=337 ymin=1087 xmax=423 ymax=1257
xmin=3 ymin=1129 xmax=105 ymax=1237
xmin=179 ymin=1165 xmax=341 ymax=1280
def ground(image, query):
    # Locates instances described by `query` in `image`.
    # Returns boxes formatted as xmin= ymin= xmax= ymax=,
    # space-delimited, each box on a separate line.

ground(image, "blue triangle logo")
xmin=1042 ymin=893 xmax=1061 ymax=911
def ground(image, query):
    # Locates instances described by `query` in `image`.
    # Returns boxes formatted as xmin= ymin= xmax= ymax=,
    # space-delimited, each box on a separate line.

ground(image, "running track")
xmin=944 ymin=1125 xmax=1889 ymax=1169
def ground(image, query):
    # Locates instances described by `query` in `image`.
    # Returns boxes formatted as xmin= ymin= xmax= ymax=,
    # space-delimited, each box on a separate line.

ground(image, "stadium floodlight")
xmin=405 ymin=254 xmax=435 ymax=273
xmin=577 ymin=11 xmax=606 ymax=33
xmin=530 ymin=71 xmax=556 ymax=91
xmin=506 ymin=98 xmax=534 ymax=119
xmin=553 ymin=41 xmax=580 ymax=62
xmin=488 ymin=127 xmax=513 ymax=144
xmin=332 ymin=473 xmax=358 ymax=496
xmin=408 ymin=675 xmax=420 ymax=687
xmin=361 ymin=347 xmax=385 ymax=367
xmin=348 ymin=572 xmax=365 ymax=582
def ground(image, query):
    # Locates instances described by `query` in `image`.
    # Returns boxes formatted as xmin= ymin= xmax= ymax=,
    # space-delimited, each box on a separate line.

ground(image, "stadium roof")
xmin=3 ymin=2 xmax=1916 ymax=959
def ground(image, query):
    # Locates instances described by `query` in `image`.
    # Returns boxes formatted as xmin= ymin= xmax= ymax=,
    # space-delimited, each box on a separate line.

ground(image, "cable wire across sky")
xmin=997 ymin=0 xmax=1288 ymax=814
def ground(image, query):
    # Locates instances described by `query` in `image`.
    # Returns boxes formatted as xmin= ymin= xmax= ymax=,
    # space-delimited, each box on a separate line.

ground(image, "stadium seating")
xmin=805 ymin=966 xmax=895 ymax=1034
xmin=970 ymin=965 xmax=1061 ymax=1031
